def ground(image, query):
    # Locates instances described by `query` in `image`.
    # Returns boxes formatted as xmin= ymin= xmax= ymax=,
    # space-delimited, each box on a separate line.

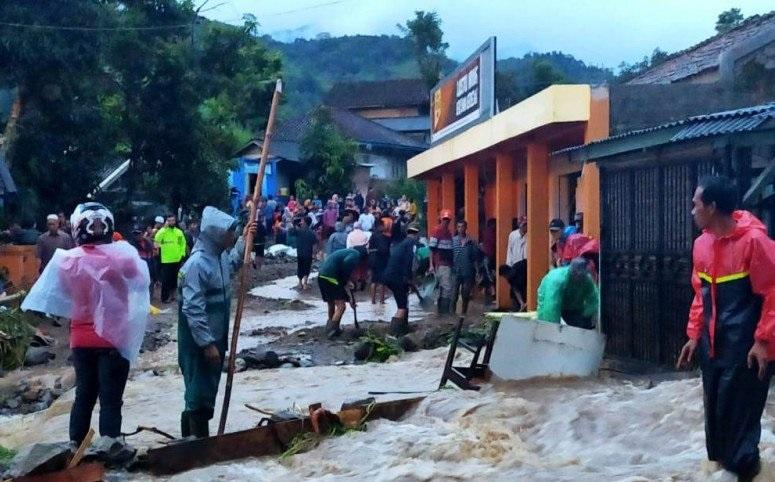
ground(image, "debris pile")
xmin=1 ymin=374 xmax=72 ymax=415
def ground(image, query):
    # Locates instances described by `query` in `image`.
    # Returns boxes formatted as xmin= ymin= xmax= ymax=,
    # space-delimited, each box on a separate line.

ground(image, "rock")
xmin=238 ymin=349 xmax=280 ymax=369
xmin=353 ymin=342 xmax=373 ymax=361
xmin=299 ymin=358 xmax=314 ymax=368
xmin=39 ymin=389 xmax=54 ymax=407
xmin=5 ymin=442 xmax=73 ymax=478
xmin=234 ymin=358 xmax=247 ymax=373
xmin=399 ymin=335 xmax=419 ymax=352
xmin=6 ymin=397 xmax=20 ymax=409
xmin=21 ymin=388 xmax=42 ymax=403
xmin=24 ymin=346 xmax=55 ymax=367
xmin=334 ymin=360 xmax=346 ymax=366
xmin=279 ymin=363 xmax=295 ymax=369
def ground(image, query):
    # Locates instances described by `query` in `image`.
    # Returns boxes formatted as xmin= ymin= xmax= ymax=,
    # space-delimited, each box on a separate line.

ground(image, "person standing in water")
xmin=677 ymin=175 xmax=775 ymax=481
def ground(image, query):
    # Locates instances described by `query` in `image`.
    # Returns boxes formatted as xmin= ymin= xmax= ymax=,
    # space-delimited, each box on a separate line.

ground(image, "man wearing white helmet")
xmin=22 ymin=202 xmax=150 ymax=448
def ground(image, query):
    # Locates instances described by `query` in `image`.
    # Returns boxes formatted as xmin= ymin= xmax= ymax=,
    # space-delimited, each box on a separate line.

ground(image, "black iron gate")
xmin=600 ymin=159 xmax=716 ymax=366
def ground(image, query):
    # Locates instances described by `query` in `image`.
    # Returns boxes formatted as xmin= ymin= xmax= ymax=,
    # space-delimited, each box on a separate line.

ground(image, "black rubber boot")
xmin=326 ymin=319 xmax=342 ymax=339
xmin=188 ymin=410 xmax=210 ymax=439
xmin=438 ymin=298 xmax=452 ymax=315
xmin=389 ymin=316 xmax=409 ymax=337
xmin=181 ymin=411 xmax=191 ymax=438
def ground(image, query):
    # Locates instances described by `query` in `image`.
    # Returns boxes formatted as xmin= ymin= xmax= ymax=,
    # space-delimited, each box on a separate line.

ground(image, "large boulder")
xmin=4 ymin=442 xmax=73 ymax=478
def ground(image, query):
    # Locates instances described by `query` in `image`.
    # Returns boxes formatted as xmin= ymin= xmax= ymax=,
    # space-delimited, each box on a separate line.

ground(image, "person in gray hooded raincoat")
xmin=177 ymin=206 xmax=255 ymax=438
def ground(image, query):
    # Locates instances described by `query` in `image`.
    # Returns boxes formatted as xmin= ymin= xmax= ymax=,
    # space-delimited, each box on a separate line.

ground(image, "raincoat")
xmin=177 ymin=206 xmax=245 ymax=417
xmin=685 ymin=210 xmax=775 ymax=475
xmin=536 ymin=266 xmax=599 ymax=327
xmin=21 ymin=241 xmax=150 ymax=363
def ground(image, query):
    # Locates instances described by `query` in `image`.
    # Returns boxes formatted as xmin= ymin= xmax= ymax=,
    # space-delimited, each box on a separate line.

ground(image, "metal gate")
xmin=600 ymin=159 xmax=715 ymax=366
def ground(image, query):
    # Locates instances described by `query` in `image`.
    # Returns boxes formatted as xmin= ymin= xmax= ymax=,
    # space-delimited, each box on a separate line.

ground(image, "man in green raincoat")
xmin=536 ymin=257 xmax=599 ymax=329
xmin=177 ymin=206 xmax=254 ymax=438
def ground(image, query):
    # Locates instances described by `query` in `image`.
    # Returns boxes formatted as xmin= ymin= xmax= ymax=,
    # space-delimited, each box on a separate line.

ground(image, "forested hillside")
xmin=264 ymin=34 xmax=614 ymax=115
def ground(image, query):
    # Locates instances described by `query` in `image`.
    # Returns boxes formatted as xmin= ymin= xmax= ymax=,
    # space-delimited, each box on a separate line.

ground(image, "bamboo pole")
xmin=218 ymin=79 xmax=282 ymax=436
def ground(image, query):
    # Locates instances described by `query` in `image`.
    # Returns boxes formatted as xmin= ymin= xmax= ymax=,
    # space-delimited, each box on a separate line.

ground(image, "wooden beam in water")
xmin=146 ymin=397 xmax=424 ymax=476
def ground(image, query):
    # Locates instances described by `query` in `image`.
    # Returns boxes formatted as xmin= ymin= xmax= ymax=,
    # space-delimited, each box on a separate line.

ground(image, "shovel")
xmin=348 ymin=289 xmax=360 ymax=330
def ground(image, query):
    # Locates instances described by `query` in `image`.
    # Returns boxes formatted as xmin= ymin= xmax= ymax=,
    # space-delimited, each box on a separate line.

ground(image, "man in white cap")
xmin=36 ymin=214 xmax=74 ymax=273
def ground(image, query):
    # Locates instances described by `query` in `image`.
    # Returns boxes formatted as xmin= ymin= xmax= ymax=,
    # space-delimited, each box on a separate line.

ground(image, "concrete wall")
xmin=609 ymin=83 xmax=768 ymax=135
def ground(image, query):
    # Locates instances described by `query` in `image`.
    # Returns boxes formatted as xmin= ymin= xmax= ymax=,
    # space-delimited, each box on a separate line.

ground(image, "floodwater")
xmin=239 ymin=274 xmax=430 ymax=350
xmin=2 ymin=274 xmax=775 ymax=480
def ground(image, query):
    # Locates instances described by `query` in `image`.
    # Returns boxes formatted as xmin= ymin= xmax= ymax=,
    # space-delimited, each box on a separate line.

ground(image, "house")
xmin=556 ymin=103 xmax=775 ymax=367
xmin=407 ymin=84 xmax=609 ymax=310
xmin=627 ymin=11 xmax=775 ymax=85
xmin=326 ymin=78 xmax=431 ymax=143
xmin=230 ymin=106 xmax=427 ymax=202
xmin=611 ymin=12 xmax=775 ymax=134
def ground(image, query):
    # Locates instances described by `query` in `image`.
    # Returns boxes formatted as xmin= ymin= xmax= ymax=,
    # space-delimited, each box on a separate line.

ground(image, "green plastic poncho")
xmin=536 ymin=266 xmax=599 ymax=324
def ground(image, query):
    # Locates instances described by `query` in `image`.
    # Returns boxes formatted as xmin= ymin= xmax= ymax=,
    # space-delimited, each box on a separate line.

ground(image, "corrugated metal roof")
xmin=556 ymin=102 xmax=775 ymax=156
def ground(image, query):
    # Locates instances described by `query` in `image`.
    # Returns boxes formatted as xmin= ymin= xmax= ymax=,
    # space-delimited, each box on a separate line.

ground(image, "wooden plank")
xmin=12 ymin=462 xmax=104 ymax=482
xmin=147 ymin=397 xmax=423 ymax=476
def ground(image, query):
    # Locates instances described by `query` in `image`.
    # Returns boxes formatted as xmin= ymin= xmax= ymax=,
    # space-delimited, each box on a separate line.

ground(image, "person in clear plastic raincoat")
xmin=22 ymin=202 xmax=150 ymax=445
xmin=177 ymin=206 xmax=254 ymax=438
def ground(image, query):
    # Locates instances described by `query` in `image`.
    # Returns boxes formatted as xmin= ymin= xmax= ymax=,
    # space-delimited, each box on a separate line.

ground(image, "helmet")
xmin=71 ymin=202 xmax=115 ymax=245
xmin=439 ymin=209 xmax=453 ymax=220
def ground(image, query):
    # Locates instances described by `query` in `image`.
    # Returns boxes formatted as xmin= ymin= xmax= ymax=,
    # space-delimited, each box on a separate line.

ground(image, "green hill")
xmin=261 ymin=34 xmax=614 ymax=116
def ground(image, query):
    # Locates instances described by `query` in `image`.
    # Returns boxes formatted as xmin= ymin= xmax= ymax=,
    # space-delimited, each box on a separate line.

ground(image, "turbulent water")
xmin=2 ymin=275 xmax=775 ymax=480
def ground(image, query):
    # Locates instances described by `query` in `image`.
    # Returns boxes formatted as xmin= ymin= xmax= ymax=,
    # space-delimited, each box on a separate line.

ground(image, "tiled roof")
xmin=325 ymin=78 xmax=429 ymax=109
xmin=627 ymin=11 xmax=775 ymax=84
xmin=241 ymin=106 xmax=428 ymax=157
xmin=556 ymin=103 xmax=775 ymax=155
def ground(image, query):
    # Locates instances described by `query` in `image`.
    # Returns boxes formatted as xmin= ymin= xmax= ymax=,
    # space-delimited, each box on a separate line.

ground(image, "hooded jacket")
xmin=178 ymin=207 xmax=245 ymax=347
xmin=687 ymin=210 xmax=775 ymax=364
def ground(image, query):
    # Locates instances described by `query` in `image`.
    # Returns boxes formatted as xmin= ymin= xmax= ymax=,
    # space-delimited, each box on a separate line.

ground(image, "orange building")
xmin=407 ymin=85 xmax=609 ymax=310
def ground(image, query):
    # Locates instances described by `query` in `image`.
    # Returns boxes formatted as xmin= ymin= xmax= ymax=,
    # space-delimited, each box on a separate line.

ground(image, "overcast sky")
xmin=204 ymin=0 xmax=774 ymax=69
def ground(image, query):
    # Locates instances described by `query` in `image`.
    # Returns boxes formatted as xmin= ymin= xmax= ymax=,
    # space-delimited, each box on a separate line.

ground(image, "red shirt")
xmin=63 ymin=245 xmax=139 ymax=349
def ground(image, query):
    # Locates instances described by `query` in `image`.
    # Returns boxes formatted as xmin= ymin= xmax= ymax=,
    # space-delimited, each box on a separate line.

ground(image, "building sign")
xmin=431 ymin=37 xmax=496 ymax=144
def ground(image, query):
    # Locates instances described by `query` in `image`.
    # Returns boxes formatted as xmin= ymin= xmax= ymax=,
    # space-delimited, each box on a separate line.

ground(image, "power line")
xmin=0 ymin=21 xmax=192 ymax=32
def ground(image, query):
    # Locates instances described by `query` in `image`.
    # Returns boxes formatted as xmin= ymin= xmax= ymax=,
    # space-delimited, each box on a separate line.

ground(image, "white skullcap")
xmin=46 ymin=214 xmax=59 ymax=221
xmin=155 ymin=216 xmax=164 ymax=224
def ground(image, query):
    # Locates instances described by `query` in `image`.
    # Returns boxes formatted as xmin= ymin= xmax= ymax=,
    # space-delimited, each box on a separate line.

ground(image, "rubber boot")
xmin=326 ymin=319 xmax=342 ymax=339
xmin=461 ymin=297 xmax=469 ymax=316
xmin=389 ymin=316 xmax=409 ymax=337
xmin=438 ymin=298 xmax=452 ymax=315
xmin=188 ymin=410 xmax=210 ymax=439
xmin=180 ymin=411 xmax=191 ymax=438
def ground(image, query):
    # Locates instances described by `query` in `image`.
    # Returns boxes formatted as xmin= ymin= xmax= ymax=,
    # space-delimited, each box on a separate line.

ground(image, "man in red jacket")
xmin=677 ymin=175 xmax=775 ymax=480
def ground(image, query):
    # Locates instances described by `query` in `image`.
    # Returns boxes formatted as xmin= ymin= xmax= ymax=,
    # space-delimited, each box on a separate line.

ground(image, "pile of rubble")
xmin=0 ymin=373 xmax=73 ymax=415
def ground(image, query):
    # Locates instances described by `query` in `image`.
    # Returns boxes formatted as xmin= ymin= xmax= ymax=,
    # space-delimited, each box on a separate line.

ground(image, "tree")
xmin=0 ymin=1 xmax=282 ymax=224
xmin=399 ymin=11 xmax=449 ymax=89
xmin=299 ymin=107 xmax=357 ymax=199
xmin=716 ymin=8 xmax=744 ymax=33
xmin=526 ymin=60 xmax=568 ymax=97
xmin=650 ymin=48 xmax=669 ymax=66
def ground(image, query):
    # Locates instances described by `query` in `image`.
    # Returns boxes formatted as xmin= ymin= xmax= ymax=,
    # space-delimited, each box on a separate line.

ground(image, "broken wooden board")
xmin=11 ymin=462 xmax=105 ymax=482
xmin=146 ymin=397 xmax=424 ymax=475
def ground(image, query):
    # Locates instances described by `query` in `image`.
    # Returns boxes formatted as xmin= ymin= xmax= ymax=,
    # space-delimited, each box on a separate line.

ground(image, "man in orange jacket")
xmin=677 ymin=175 xmax=775 ymax=480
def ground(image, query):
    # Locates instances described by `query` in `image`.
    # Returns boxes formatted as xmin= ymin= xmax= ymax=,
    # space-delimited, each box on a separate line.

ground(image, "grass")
xmin=0 ymin=444 xmax=16 ymax=466
xmin=0 ymin=308 xmax=36 ymax=370
xmin=280 ymin=402 xmax=375 ymax=460
xmin=358 ymin=331 xmax=402 ymax=363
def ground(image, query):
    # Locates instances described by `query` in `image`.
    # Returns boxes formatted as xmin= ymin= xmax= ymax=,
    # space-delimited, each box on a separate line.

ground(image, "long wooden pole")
xmin=218 ymin=79 xmax=282 ymax=436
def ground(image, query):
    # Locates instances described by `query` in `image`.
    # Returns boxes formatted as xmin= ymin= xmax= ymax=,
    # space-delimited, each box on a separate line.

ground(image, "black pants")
xmin=297 ymin=256 xmax=312 ymax=279
xmin=160 ymin=261 xmax=180 ymax=302
xmin=701 ymin=363 xmax=771 ymax=476
xmin=70 ymin=348 xmax=130 ymax=444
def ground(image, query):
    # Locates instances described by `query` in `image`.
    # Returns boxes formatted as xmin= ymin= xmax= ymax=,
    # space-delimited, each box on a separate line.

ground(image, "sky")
xmin=203 ymin=0 xmax=774 ymax=69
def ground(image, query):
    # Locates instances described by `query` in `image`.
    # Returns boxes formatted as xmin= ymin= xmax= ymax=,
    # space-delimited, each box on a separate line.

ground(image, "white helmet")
xmin=71 ymin=202 xmax=114 ymax=245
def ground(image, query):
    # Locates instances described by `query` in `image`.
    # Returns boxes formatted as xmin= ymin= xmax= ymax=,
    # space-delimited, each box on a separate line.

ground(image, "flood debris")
xmin=145 ymin=397 xmax=423 ymax=475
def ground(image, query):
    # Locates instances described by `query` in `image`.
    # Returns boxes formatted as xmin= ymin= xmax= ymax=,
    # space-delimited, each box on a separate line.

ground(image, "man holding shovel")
xmin=318 ymin=246 xmax=368 ymax=339
xmin=177 ymin=206 xmax=255 ymax=438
